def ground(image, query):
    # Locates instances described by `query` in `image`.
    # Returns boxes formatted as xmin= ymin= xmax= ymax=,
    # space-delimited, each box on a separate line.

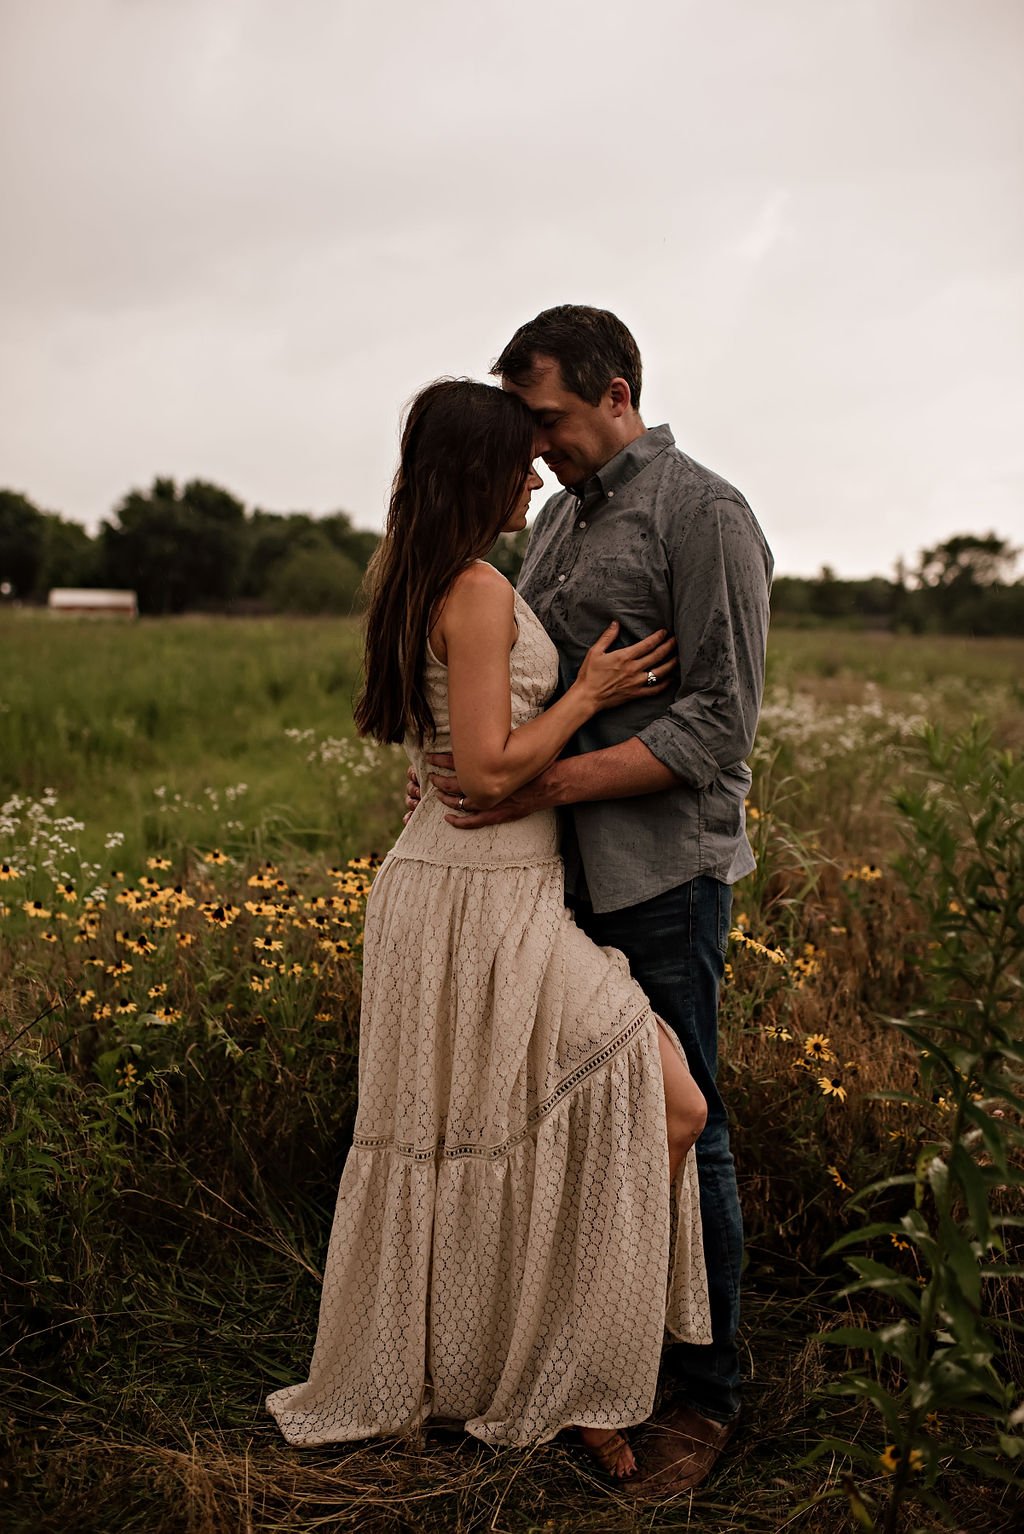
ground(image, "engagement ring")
xmin=646 ymin=670 xmax=658 ymax=687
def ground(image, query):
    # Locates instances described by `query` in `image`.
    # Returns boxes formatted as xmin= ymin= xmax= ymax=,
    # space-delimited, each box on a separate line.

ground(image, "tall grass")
xmin=2 ymin=621 xmax=1022 ymax=1533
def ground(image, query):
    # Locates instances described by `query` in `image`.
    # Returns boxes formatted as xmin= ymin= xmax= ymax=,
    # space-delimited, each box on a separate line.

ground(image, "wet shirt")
xmin=517 ymin=424 xmax=773 ymax=914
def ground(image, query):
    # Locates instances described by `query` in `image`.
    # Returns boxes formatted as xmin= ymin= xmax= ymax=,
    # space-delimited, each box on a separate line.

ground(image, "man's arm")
xmin=431 ymin=493 xmax=771 ymax=826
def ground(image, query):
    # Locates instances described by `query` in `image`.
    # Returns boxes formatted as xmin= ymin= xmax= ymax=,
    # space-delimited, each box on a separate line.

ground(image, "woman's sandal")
xmin=577 ymin=1428 xmax=638 ymax=1482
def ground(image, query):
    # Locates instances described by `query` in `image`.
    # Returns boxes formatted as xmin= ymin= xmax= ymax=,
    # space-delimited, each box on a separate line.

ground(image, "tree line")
xmin=1 ymin=482 xmax=1021 ymax=634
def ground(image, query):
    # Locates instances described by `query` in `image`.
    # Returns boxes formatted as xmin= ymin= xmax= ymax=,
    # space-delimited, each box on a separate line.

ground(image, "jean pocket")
xmin=715 ymin=880 xmax=733 ymax=957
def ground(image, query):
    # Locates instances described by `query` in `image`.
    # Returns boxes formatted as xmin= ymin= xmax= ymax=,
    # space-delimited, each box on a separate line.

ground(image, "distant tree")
xmin=266 ymin=539 xmax=365 ymax=614
xmin=0 ymin=490 xmax=46 ymax=599
xmin=100 ymin=478 xmax=246 ymax=614
xmin=911 ymin=533 xmax=1022 ymax=635
xmin=38 ymin=514 xmax=98 ymax=592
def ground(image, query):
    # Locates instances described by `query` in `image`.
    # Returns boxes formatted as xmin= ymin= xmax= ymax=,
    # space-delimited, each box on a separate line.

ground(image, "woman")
xmin=267 ymin=379 xmax=710 ymax=1481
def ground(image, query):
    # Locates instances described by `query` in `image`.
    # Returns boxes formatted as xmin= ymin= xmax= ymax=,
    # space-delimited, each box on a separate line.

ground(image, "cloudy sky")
xmin=1 ymin=0 xmax=1021 ymax=577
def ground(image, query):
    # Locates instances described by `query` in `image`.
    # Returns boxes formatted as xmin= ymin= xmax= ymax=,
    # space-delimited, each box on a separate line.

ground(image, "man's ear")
xmin=606 ymin=377 xmax=633 ymax=417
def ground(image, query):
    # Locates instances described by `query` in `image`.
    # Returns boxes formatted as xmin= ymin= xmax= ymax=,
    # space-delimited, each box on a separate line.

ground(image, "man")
xmin=423 ymin=305 xmax=773 ymax=1491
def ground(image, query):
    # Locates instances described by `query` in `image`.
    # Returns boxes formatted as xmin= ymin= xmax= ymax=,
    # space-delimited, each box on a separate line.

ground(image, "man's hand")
xmin=403 ymin=764 xmax=422 ymax=825
xmin=426 ymin=753 xmax=550 ymax=828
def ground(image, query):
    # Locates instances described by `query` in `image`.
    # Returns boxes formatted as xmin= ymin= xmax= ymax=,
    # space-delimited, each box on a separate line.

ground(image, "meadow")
xmin=2 ymin=613 xmax=1022 ymax=1534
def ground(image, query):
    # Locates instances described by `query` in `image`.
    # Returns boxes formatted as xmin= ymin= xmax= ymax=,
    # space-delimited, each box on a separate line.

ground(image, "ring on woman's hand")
xmin=458 ymin=794 xmax=466 ymax=811
xmin=645 ymin=670 xmax=658 ymax=687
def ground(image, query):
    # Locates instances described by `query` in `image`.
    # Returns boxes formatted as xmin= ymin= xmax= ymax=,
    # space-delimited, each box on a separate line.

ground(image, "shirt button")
xmin=578 ymin=520 xmax=587 ymax=529
xmin=557 ymin=573 xmax=566 ymax=583
xmin=606 ymin=490 xmax=615 ymax=499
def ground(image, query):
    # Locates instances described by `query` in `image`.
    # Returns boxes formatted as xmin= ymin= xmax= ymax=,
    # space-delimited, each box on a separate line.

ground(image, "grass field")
xmin=2 ymin=615 xmax=1022 ymax=1533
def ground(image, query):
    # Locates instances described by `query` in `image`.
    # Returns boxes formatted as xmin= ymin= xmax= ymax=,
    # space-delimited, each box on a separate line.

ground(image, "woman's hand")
xmin=572 ymin=622 xmax=677 ymax=711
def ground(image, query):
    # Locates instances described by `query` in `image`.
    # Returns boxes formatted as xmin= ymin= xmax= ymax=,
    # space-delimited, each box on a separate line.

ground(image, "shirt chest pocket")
xmin=584 ymin=557 xmax=653 ymax=615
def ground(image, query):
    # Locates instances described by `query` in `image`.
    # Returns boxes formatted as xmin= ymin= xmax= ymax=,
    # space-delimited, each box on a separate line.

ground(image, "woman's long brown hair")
xmin=354 ymin=379 xmax=536 ymax=745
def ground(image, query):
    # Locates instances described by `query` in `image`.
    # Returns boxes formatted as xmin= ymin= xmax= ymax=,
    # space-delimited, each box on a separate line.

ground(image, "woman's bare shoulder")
xmin=446 ymin=561 xmax=515 ymax=608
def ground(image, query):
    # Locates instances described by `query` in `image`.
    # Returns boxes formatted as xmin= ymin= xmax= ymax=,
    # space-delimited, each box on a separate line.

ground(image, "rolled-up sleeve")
xmin=639 ymin=496 xmax=772 ymax=789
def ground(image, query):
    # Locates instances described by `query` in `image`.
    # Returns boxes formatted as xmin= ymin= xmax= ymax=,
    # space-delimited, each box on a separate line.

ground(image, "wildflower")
xmin=253 ymin=936 xmax=283 ymax=953
xmin=829 ymin=924 xmax=848 ymax=936
xmin=762 ymin=1022 xmax=792 ymax=1041
xmin=844 ymin=863 xmax=883 ymax=883
xmin=40 ymin=929 xmax=59 ymax=943
xmin=199 ymin=902 xmax=240 ymax=927
xmin=745 ymin=803 xmax=761 ymax=821
xmin=203 ymin=849 xmax=230 ymax=866
xmin=153 ymin=915 xmax=173 ymax=929
xmin=138 ymin=874 xmax=162 ymax=892
xmin=117 ymin=1061 xmax=138 ymax=1088
xmin=0 ymin=861 xmax=21 ymax=880
xmin=723 ymin=962 xmax=734 ymax=985
xmin=147 ymin=856 xmax=172 ymax=871
xmin=93 ymin=1003 xmax=112 ymax=1020
xmin=891 ymin=1235 xmax=911 ymax=1252
xmin=947 ymin=899 xmax=964 ymax=914
xmin=177 ymin=932 xmax=195 ymax=948
xmin=818 ymin=1073 xmax=847 ymax=1102
xmin=878 ymin=1445 xmax=923 ymax=1475
xmin=148 ymin=983 xmax=167 ymax=998
xmin=314 ymin=1010 xmax=333 ymax=1023
xmin=827 ymin=1165 xmax=851 ymax=1192
xmin=125 ymin=934 xmax=157 ymax=956
xmin=804 ymin=1034 xmax=836 ymax=1063
xmin=116 ymin=889 xmax=149 ymax=910
xmin=152 ymin=1006 xmax=181 ymax=1023
xmin=55 ymin=881 xmax=77 ymax=903
xmin=77 ymin=988 xmax=96 ymax=1006
xmin=110 ymin=869 xmax=125 ymax=881
xmin=23 ymin=900 xmax=52 ymax=919
xmin=84 ymin=955 xmax=106 ymax=969
xmin=288 ymin=963 xmax=303 ymax=977
xmin=318 ymin=936 xmax=352 ymax=959
xmin=106 ymin=960 xmax=133 ymax=977
xmin=115 ymin=998 xmax=137 ymax=1016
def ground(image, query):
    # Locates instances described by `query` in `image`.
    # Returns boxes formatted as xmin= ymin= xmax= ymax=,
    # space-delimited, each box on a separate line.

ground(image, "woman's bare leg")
xmin=657 ymin=1019 xmax=707 ymax=1181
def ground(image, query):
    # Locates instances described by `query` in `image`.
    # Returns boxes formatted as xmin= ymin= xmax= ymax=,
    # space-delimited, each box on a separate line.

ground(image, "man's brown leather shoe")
xmin=626 ymin=1403 xmax=738 ymax=1497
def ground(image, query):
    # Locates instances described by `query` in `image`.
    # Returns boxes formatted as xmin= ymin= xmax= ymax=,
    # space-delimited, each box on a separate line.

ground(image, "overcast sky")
xmin=1 ymin=0 xmax=1021 ymax=577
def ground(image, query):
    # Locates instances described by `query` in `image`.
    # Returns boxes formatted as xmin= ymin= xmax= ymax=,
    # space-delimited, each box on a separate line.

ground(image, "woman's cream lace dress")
xmin=267 ymin=590 xmax=711 ymax=1448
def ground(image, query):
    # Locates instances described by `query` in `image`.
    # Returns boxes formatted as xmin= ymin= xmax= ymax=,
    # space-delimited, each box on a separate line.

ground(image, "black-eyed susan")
xmin=106 ymin=960 xmax=133 ymax=977
xmin=199 ymin=901 xmax=240 ymax=927
xmin=804 ymin=1033 xmax=836 ymax=1062
xmin=153 ymin=915 xmax=174 ymax=930
xmin=23 ymin=900 xmax=52 ymax=919
xmin=110 ymin=869 xmax=125 ymax=882
xmin=827 ymin=1165 xmax=851 ymax=1192
xmin=314 ymin=1010 xmax=333 ymax=1023
xmin=148 ymin=983 xmax=167 ymax=999
xmin=55 ymin=881 xmax=77 ymax=903
xmin=0 ymin=861 xmax=21 ymax=880
xmin=762 ymin=1022 xmax=792 ymax=1041
xmin=125 ymin=934 xmax=157 ymax=956
xmin=818 ymin=1073 xmax=847 ymax=1102
xmin=40 ymin=929 xmax=59 ymax=943
xmin=249 ymin=975 xmax=270 ymax=993
xmin=878 ymin=1445 xmax=923 ymax=1475
xmin=176 ymin=931 xmax=195 ymax=948
xmin=93 ymin=1002 xmax=112 ymax=1020
xmin=77 ymin=987 xmax=96 ymax=1007
xmin=117 ymin=1060 xmax=139 ymax=1087
xmin=253 ymin=936 xmax=283 ymax=953
xmin=891 ymin=1234 xmax=911 ymax=1252
xmin=115 ymin=998 xmax=137 ymax=1016
xmin=203 ymin=849 xmax=230 ymax=866
xmin=147 ymin=856 xmax=172 ymax=871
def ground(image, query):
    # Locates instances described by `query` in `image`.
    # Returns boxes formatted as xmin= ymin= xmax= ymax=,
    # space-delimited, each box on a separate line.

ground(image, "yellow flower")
xmin=93 ymin=1003 xmax=112 ymax=1020
xmin=827 ymin=1165 xmax=851 ymax=1192
xmin=115 ymin=998 xmax=137 ymax=1016
xmin=147 ymin=856 xmax=172 ymax=871
xmin=77 ymin=988 xmax=96 ymax=1006
xmin=23 ymin=900 xmax=52 ymax=919
xmin=818 ymin=1073 xmax=847 ymax=1102
xmin=177 ymin=931 xmax=195 ymax=948
xmin=117 ymin=1061 xmax=138 ymax=1087
xmin=762 ymin=1023 xmax=792 ymax=1041
xmin=723 ymin=962 xmax=734 ymax=985
xmin=106 ymin=960 xmax=133 ymax=977
xmin=804 ymin=1033 xmax=836 ymax=1062
xmin=253 ymin=936 xmax=283 ymax=953
xmin=148 ymin=984 xmax=167 ymax=998
xmin=314 ymin=1010 xmax=333 ymax=1023
xmin=0 ymin=861 xmax=22 ymax=880
xmin=199 ymin=902 xmax=240 ymax=927
xmin=56 ymin=881 xmax=77 ymax=903
xmin=203 ymin=849 xmax=230 ymax=866
xmin=879 ymin=1445 xmax=923 ymax=1475
xmin=249 ymin=975 xmax=270 ymax=993
xmin=40 ymin=930 xmax=59 ymax=943
xmin=891 ymin=1235 xmax=911 ymax=1252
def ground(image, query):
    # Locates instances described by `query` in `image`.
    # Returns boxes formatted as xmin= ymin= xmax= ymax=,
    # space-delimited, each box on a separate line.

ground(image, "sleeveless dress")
xmin=266 ymin=589 xmax=711 ymax=1448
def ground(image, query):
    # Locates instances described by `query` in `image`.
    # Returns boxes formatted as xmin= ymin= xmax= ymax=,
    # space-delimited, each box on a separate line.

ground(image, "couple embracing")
xmin=267 ymin=305 xmax=774 ymax=1496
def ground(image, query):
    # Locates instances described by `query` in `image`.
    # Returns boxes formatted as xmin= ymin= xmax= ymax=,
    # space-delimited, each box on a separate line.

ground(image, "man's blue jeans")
xmin=574 ymin=875 xmax=743 ymax=1423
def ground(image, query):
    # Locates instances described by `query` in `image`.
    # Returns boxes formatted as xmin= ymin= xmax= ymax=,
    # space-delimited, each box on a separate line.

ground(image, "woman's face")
xmin=502 ymin=466 xmax=544 ymax=534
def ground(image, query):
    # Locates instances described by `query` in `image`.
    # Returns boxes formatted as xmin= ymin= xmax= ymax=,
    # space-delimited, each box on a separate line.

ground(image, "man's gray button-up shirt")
xmin=517 ymin=424 xmax=773 ymax=914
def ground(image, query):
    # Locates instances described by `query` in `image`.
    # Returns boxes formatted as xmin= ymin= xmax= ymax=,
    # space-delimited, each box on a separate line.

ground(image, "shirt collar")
xmin=570 ymin=424 xmax=675 ymax=503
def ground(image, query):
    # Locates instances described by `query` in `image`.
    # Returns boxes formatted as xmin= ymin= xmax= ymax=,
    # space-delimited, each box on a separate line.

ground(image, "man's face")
xmin=502 ymin=355 xmax=620 ymax=489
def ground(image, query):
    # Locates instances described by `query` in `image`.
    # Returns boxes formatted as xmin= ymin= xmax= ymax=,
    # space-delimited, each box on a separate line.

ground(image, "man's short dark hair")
xmin=491 ymin=305 xmax=642 ymax=410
